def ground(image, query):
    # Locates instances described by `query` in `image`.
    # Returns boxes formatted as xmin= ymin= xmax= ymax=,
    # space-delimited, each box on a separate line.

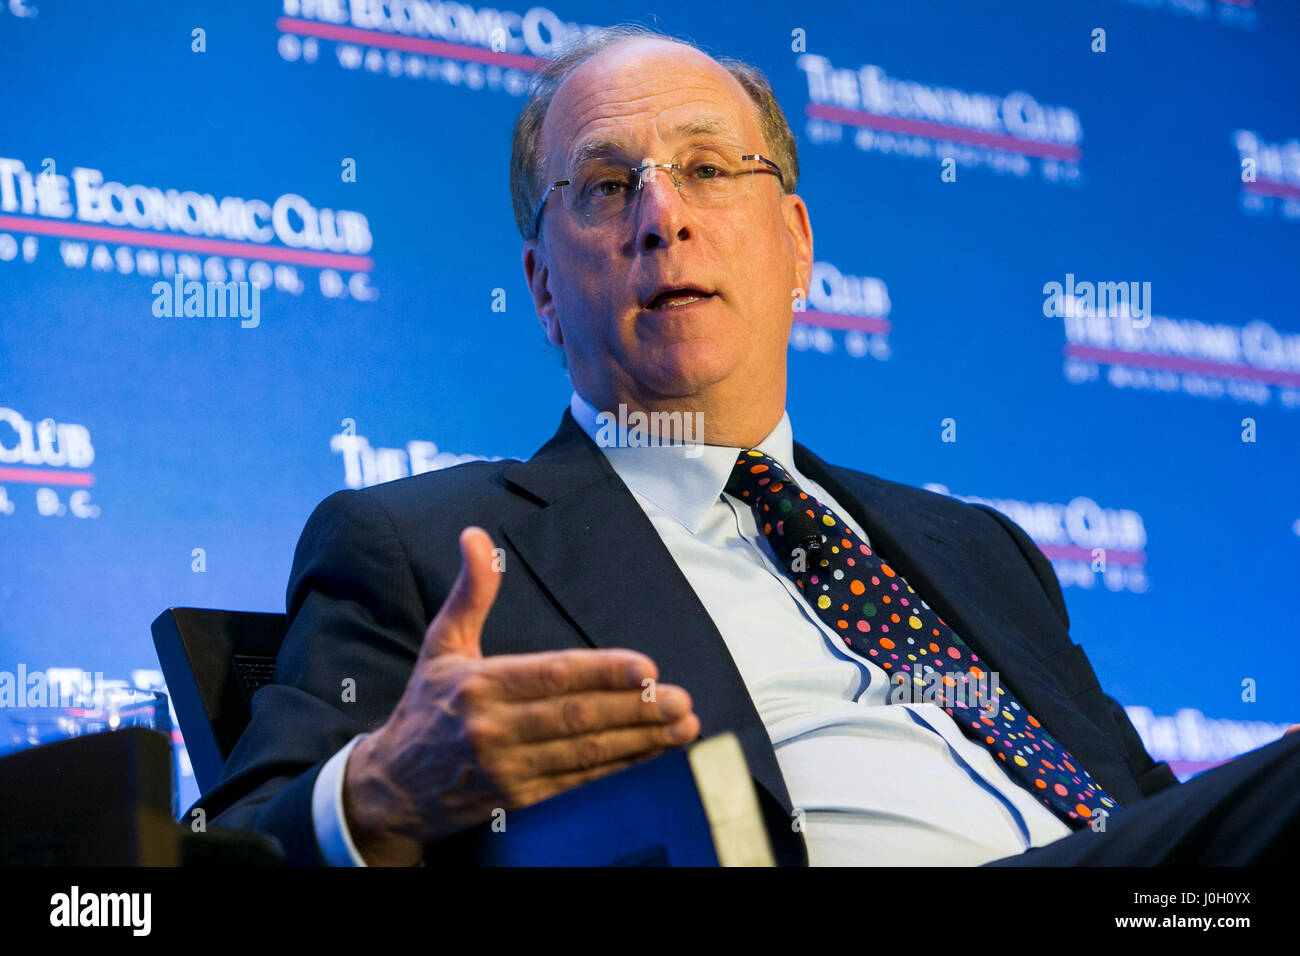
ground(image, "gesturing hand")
xmin=342 ymin=526 xmax=700 ymax=865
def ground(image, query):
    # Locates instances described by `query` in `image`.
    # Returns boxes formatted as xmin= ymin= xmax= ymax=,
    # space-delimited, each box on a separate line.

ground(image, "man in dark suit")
xmin=197 ymin=26 xmax=1300 ymax=866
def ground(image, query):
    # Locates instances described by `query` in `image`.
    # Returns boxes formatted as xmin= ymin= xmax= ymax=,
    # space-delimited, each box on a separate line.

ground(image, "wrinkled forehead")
xmin=542 ymin=41 xmax=762 ymax=177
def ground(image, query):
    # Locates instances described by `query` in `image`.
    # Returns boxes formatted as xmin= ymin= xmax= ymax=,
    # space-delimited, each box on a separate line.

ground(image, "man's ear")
xmin=782 ymin=193 xmax=814 ymax=299
xmin=521 ymin=239 xmax=563 ymax=346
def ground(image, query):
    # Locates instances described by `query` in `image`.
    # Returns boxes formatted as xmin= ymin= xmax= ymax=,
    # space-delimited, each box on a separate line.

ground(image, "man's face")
xmin=522 ymin=39 xmax=813 ymax=414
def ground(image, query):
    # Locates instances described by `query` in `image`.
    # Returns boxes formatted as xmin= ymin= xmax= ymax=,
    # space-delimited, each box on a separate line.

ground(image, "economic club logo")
xmin=275 ymin=0 xmax=600 ymax=94
xmin=797 ymin=53 xmax=1084 ymax=185
xmin=0 ymin=156 xmax=378 ymax=302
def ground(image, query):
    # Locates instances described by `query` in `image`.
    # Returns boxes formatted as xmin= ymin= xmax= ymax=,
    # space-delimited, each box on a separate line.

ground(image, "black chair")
xmin=150 ymin=607 xmax=288 ymax=796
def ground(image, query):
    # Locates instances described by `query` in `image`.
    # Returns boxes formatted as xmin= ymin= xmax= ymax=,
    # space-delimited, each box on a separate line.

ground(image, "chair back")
xmin=150 ymin=607 xmax=288 ymax=795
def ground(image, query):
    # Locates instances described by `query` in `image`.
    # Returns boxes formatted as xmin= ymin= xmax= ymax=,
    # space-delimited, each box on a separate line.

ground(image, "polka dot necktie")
xmin=725 ymin=449 xmax=1120 ymax=829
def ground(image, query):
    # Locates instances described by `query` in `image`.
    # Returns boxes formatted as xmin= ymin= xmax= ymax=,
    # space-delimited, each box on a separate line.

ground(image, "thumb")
xmin=424 ymin=526 xmax=502 ymax=659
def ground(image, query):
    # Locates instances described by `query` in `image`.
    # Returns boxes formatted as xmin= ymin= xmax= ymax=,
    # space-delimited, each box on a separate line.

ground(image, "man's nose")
xmin=633 ymin=167 xmax=690 ymax=247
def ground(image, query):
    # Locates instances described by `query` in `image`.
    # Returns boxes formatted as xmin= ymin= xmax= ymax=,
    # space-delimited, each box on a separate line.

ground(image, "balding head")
xmin=511 ymin=27 xmax=799 ymax=242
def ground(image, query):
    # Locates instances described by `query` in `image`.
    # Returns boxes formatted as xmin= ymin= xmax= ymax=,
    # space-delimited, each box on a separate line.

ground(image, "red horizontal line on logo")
xmin=0 ymin=215 xmax=374 ymax=271
xmin=1036 ymin=543 xmax=1145 ymax=565
xmin=276 ymin=16 xmax=546 ymax=71
xmin=0 ymin=467 xmax=95 ymax=486
xmin=1064 ymin=343 xmax=1300 ymax=388
xmin=806 ymin=103 xmax=1082 ymax=162
xmin=1243 ymin=179 xmax=1300 ymax=201
xmin=794 ymin=310 xmax=892 ymax=333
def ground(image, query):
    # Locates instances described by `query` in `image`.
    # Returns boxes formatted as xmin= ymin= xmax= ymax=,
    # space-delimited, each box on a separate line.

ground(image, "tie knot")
xmin=725 ymin=449 xmax=796 ymax=503
xmin=726 ymin=449 xmax=826 ymax=563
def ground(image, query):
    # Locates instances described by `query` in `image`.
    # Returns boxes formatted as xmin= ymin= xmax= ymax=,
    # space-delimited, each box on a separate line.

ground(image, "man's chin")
xmin=634 ymin=345 xmax=736 ymax=399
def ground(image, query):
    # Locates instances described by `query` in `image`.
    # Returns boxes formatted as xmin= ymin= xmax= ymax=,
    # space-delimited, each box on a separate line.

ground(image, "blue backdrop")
xmin=2 ymin=0 xmax=1297 ymax=816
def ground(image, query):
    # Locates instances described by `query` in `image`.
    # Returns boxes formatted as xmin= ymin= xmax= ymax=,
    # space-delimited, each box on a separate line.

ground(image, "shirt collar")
xmin=569 ymin=389 xmax=796 ymax=535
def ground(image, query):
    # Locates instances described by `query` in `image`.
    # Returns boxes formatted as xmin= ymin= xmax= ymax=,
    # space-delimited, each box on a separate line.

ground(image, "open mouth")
xmin=645 ymin=289 xmax=716 ymax=310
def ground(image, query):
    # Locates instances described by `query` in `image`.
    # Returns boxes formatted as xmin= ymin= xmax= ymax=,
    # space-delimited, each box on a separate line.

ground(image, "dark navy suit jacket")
xmin=197 ymin=408 xmax=1180 ymax=865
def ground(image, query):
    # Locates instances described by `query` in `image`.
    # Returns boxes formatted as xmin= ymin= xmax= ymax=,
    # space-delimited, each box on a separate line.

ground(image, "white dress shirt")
xmin=313 ymin=392 xmax=1074 ymax=865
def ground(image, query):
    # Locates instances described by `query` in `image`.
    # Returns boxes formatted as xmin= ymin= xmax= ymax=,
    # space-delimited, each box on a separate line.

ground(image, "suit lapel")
xmin=499 ymin=409 xmax=805 ymax=859
xmin=793 ymin=443 xmax=1142 ymax=806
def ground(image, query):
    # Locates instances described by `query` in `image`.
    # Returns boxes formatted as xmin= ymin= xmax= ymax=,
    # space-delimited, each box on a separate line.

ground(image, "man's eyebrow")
xmin=567 ymin=118 xmax=741 ymax=169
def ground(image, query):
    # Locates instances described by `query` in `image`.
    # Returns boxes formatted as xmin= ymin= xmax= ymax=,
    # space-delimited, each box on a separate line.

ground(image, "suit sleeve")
xmin=191 ymin=488 xmax=431 ymax=864
xmin=971 ymin=503 xmax=1179 ymax=799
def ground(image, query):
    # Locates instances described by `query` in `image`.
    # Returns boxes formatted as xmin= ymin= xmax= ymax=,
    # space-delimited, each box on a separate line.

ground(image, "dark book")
xmin=434 ymin=732 xmax=776 ymax=866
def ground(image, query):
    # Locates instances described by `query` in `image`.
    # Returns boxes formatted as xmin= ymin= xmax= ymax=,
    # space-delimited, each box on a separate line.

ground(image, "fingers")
xmin=478 ymin=647 xmax=659 ymax=701
xmin=525 ymin=754 xmax=659 ymax=805
xmin=505 ymin=714 xmax=701 ymax=779
xmin=425 ymin=526 xmax=502 ymax=659
xmin=503 ymin=685 xmax=694 ymax=744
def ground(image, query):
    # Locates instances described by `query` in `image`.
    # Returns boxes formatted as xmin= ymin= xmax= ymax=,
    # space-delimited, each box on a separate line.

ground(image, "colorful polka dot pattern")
xmin=725 ymin=449 xmax=1119 ymax=829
